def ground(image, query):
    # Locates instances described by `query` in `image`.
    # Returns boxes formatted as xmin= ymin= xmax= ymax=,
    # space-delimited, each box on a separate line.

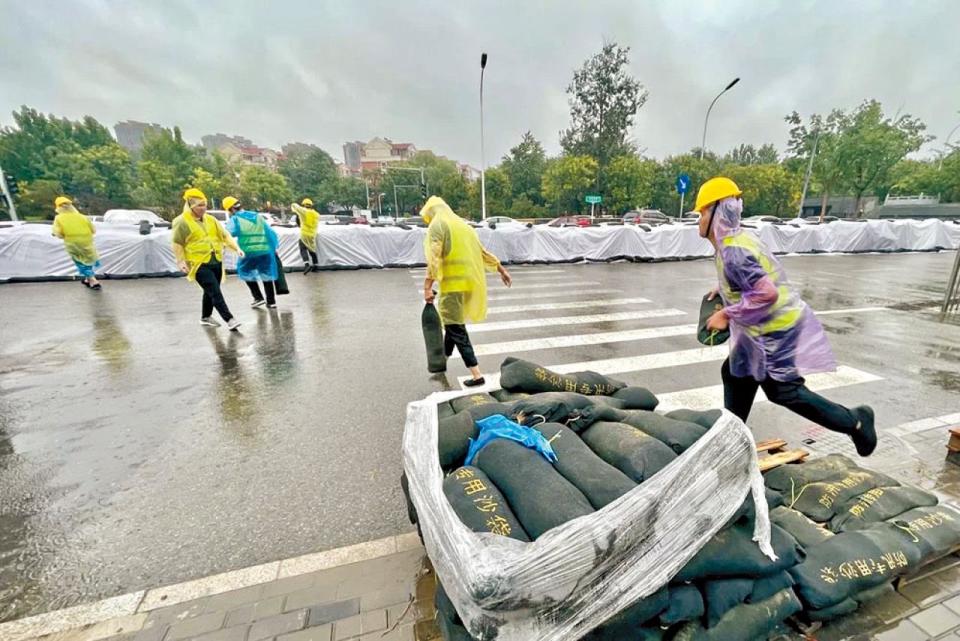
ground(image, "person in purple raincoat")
xmin=696 ymin=177 xmax=877 ymax=456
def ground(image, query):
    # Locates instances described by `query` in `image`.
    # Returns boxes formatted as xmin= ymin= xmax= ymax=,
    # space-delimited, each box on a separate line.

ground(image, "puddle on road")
xmin=920 ymin=368 xmax=960 ymax=393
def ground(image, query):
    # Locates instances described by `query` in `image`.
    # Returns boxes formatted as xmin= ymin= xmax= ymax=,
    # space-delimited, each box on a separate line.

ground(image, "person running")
xmin=223 ymin=196 xmax=280 ymax=309
xmin=171 ymin=188 xmax=244 ymax=330
xmin=696 ymin=176 xmax=877 ymax=456
xmin=52 ymin=196 xmax=102 ymax=290
xmin=421 ymin=196 xmax=512 ymax=386
xmin=290 ymin=198 xmax=320 ymax=273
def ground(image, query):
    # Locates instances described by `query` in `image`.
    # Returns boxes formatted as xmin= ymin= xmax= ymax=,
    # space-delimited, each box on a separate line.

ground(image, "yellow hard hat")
xmin=223 ymin=196 xmax=239 ymax=211
xmin=694 ymin=177 xmax=742 ymax=212
xmin=183 ymin=187 xmax=207 ymax=202
xmin=54 ymin=196 xmax=72 ymax=208
xmin=301 ymin=198 xmax=314 ymax=207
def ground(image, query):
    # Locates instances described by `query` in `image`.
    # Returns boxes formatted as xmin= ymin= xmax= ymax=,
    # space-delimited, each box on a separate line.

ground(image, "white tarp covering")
xmin=1 ymin=219 xmax=959 ymax=281
xmin=403 ymin=394 xmax=772 ymax=640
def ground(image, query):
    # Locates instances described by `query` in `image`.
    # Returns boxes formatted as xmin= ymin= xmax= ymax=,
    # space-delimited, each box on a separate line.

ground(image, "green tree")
xmin=723 ymin=164 xmax=801 ymax=216
xmin=648 ymin=153 xmax=722 ymax=214
xmin=508 ymin=195 xmax=550 ymax=219
xmin=723 ymin=143 xmax=779 ymax=166
xmin=467 ymin=167 xmax=511 ymax=217
xmin=239 ymin=166 xmax=293 ymax=209
xmin=785 ymin=110 xmax=847 ymax=219
xmin=278 ymin=146 xmax=337 ymax=198
xmin=560 ymin=43 xmax=647 ymax=192
xmin=316 ymin=177 xmax=368 ymax=212
xmin=135 ymin=127 xmax=205 ymax=213
xmin=375 ymin=151 xmax=469 ymax=215
xmin=500 ymin=132 xmax=547 ymax=205
xmin=888 ymin=154 xmax=960 ymax=202
xmin=541 ymin=155 xmax=598 ymax=213
xmin=14 ymin=179 xmax=64 ymax=219
xmin=605 ymin=155 xmax=657 ymax=213
xmin=834 ymin=100 xmax=929 ymax=216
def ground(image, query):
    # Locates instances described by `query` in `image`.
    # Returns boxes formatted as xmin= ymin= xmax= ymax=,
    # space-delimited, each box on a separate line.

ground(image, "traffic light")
xmin=4 ymin=174 xmax=17 ymax=197
xmin=420 ymin=182 xmax=427 ymax=199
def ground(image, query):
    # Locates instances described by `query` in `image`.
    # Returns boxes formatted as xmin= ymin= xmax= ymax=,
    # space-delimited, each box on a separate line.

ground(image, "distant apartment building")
xmin=342 ymin=138 xmax=418 ymax=174
xmin=202 ymin=133 xmax=281 ymax=171
xmin=114 ymin=120 xmax=168 ymax=154
xmin=201 ymin=133 xmax=254 ymax=154
xmin=458 ymin=163 xmax=481 ymax=182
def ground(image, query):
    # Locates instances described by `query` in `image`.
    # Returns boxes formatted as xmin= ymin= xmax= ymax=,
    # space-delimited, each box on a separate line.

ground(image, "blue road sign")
xmin=676 ymin=174 xmax=691 ymax=195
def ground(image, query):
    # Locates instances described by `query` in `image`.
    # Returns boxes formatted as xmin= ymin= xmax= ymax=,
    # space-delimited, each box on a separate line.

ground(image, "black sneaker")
xmin=463 ymin=377 xmax=486 ymax=388
xmin=851 ymin=406 xmax=877 ymax=456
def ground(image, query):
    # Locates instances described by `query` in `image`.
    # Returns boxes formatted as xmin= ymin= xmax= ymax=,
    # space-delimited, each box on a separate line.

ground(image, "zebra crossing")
xmin=410 ymin=265 xmax=886 ymax=414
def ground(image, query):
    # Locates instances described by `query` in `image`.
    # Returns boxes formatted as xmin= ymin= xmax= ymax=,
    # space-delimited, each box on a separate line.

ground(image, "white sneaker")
xmin=227 ymin=318 xmax=242 ymax=331
xmin=267 ymin=303 xmax=277 ymax=309
xmin=200 ymin=317 xmax=220 ymax=327
xmin=251 ymin=299 xmax=266 ymax=308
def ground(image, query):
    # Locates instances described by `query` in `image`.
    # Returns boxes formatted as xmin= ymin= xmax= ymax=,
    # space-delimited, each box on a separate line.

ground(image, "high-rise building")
xmin=342 ymin=138 xmax=418 ymax=175
xmin=114 ymin=120 xmax=168 ymax=154
xmin=201 ymin=133 xmax=254 ymax=154
xmin=342 ymin=141 xmax=364 ymax=171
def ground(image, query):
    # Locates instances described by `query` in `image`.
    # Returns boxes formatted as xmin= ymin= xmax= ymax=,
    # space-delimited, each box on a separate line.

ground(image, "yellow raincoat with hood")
xmin=52 ymin=198 xmax=100 ymax=266
xmin=421 ymin=196 xmax=500 ymax=325
xmin=171 ymin=188 xmax=240 ymax=282
xmin=290 ymin=201 xmax=319 ymax=252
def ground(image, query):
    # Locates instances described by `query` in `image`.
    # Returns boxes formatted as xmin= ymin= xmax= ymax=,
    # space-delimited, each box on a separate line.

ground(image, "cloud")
xmin=1 ymin=0 xmax=958 ymax=165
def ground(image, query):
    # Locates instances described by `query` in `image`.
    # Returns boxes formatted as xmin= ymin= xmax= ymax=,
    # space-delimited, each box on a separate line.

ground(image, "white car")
xmin=486 ymin=216 xmax=523 ymax=228
xmin=102 ymin=209 xmax=167 ymax=226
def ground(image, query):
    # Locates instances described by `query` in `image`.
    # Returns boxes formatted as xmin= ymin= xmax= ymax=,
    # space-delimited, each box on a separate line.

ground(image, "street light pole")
xmin=797 ymin=129 xmax=820 ymax=219
xmin=700 ymin=77 xmax=740 ymax=161
xmin=394 ymin=185 xmax=399 ymax=219
xmin=480 ymin=52 xmax=488 ymax=221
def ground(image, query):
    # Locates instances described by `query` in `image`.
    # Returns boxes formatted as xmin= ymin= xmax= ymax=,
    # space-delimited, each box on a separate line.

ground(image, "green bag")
xmin=697 ymin=293 xmax=730 ymax=346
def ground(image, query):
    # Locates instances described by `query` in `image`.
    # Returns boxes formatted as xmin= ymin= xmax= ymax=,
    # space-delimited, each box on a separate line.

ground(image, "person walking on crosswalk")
xmin=697 ymin=177 xmax=877 ymax=456
xmin=421 ymin=196 xmax=512 ymax=387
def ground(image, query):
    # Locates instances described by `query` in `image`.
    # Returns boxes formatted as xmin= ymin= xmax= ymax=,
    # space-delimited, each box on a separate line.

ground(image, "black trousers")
xmin=444 ymin=324 xmax=478 ymax=368
xmin=195 ymin=260 xmax=233 ymax=321
xmin=721 ymin=358 xmax=857 ymax=434
xmin=246 ymin=280 xmax=276 ymax=305
xmin=299 ymin=240 xmax=318 ymax=266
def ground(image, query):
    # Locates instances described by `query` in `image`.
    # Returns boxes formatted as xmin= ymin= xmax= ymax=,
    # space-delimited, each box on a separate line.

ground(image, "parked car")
xmin=547 ymin=215 xmax=591 ymax=228
xmin=595 ymin=217 xmax=624 ymax=226
xmin=680 ymin=212 xmax=700 ymax=223
xmin=742 ymin=215 xmax=786 ymax=225
xmin=103 ymin=209 xmax=169 ymax=227
xmin=317 ymin=214 xmax=339 ymax=225
xmin=623 ymin=210 xmax=670 ymax=226
xmin=486 ymin=215 xmax=523 ymax=228
xmin=398 ymin=216 xmax=427 ymax=227
xmin=203 ymin=209 xmax=228 ymax=222
xmin=375 ymin=217 xmax=397 ymax=226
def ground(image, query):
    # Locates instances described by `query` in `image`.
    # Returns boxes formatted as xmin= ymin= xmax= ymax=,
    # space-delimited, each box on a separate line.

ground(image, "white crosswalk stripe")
xmin=468 ymin=308 xmax=686 ymax=333
xmin=487 ymin=297 xmax=651 ymax=315
xmin=409 ymin=269 xmax=568 ymax=278
xmin=463 ymin=324 xmax=697 ymax=357
xmin=488 ymin=289 xmax=623 ymax=302
xmin=501 ymin=281 xmax=601 ymax=290
xmin=655 ymin=367 xmax=882 ymax=412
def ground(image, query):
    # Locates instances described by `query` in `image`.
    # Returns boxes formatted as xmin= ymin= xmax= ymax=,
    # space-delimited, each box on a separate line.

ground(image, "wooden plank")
xmin=759 ymin=449 xmax=809 ymax=472
xmin=756 ymin=438 xmax=788 ymax=453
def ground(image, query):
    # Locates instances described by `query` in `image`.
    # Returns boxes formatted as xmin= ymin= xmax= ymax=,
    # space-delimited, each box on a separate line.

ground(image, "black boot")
xmin=851 ymin=406 xmax=877 ymax=457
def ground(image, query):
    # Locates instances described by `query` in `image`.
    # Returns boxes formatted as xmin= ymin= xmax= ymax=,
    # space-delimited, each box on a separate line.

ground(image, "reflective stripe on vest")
xmin=719 ymin=233 xmax=802 ymax=336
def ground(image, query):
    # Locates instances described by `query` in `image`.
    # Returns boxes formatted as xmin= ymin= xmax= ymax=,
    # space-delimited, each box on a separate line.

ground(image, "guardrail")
xmin=943 ymin=250 xmax=960 ymax=320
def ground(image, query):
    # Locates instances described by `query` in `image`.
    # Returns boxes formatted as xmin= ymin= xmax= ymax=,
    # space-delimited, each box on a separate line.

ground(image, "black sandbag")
xmin=422 ymin=302 xmax=447 ymax=373
xmin=750 ymin=570 xmax=795 ymax=603
xmin=830 ymin=485 xmax=938 ymax=532
xmin=273 ymin=253 xmax=289 ymax=295
xmin=565 ymin=403 xmax=625 ymax=433
xmin=660 ymin=584 xmax=705 ymax=626
xmin=437 ymin=401 xmax=456 ymax=420
xmin=532 ymin=423 xmax=637 ymax=509
xmin=664 ymin=408 xmax=722 ymax=430
xmin=580 ymin=421 xmax=677 ymax=484
xmin=883 ymin=505 xmax=960 ymax=561
xmin=463 ymin=402 xmax=514 ymax=422
xmin=702 ymin=578 xmax=753 ymax=628
xmin=473 ymin=439 xmax=594 ymax=539
xmin=697 ymin=293 xmax=730 ymax=346
xmin=764 ymin=454 xmax=859 ymax=491
xmin=676 ymin=522 xmax=804 ymax=582
xmin=780 ymin=467 xmax=901 ymax=523
xmin=770 ymin=506 xmax=835 ymax=549
xmin=726 ymin=487 xmax=785 ymax=530
xmin=499 ymin=357 xmax=626 ymax=395
xmin=584 ymin=587 xmax=669 ymax=640
xmin=805 ymin=597 xmax=859 ymax=622
xmin=790 ymin=526 xmax=922 ymax=610
xmin=438 ymin=412 xmax=478 ymax=469
xmin=490 ymin=389 xmax=530 ymax=402
xmin=614 ymin=410 xmax=707 ymax=454
xmin=510 ymin=392 xmax=622 ymax=427
xmin=450 ymin=392 xmax=499 ymax=414
xmin=610 ymin=386 xmax=659 ymax=410
xmin=443 ymin=466 xmax=530 ymax=541
xmin=672 ymin=588 xmax=802 ymax=641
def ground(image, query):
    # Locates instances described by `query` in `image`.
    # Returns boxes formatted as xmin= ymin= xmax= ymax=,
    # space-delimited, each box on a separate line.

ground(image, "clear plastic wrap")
xmin=403 ymin=391 xmax=775 ymax=641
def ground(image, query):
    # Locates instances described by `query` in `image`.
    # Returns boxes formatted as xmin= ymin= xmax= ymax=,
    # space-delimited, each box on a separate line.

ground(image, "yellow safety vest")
xmin=718 ymin=233 xmax=802 ymax=336
xmin=177 ymin=213 xmax=225 ymax=282
xmin=425 ymin=213 xmax=488 ymax=324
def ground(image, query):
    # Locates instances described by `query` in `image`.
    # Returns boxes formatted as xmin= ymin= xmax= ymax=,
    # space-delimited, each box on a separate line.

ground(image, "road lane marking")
xmin=487 ymin=297 xmax=651 ymax=315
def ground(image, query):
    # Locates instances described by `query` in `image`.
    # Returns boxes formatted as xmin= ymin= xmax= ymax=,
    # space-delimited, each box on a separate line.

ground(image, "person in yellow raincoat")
xmin=421 ymin=196 xmax=511 ymax=386
xmin=52 ymin=196 xmax=102 ymax=290
xmin=290 ymin=198 xmax=320 ymax=273
xmin=171 ymin=188 xmax=244 ymax=330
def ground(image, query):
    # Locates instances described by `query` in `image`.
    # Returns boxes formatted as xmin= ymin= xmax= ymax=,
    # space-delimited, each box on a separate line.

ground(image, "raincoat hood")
xmin=419 ymin=196 xmax=456 ymax=225
xmin=711 ymin=196 xmax=743 ymax=243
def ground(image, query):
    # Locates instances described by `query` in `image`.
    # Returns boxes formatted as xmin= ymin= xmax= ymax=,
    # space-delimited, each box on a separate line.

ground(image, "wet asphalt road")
xmin=1 ymin=252 xmax=959 ymax=621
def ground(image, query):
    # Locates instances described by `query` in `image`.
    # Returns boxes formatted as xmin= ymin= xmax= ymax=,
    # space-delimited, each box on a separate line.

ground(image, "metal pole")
xmin=0 ymin=165 xmax=18 ymax=221
xmin=797 ymin=130 xmax=820 ymax=218
xmin=941 ymin=250 xmax=960 ymax=320
xmin=480 ymin=53 xmax=488 ymax=221
xmin=699 ymin=78 xmax=740 ymax=161
xmin=365 ymin=180 xmax=370 ymax=209
xmin=679 ymin=192 xmax=685 ymax=217
xmin=393 ymin=185 xmax=399 ymax=219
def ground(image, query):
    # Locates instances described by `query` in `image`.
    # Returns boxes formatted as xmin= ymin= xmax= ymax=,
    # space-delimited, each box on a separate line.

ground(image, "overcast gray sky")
xmin=2 ymin=0 xmax=959 ymax=167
